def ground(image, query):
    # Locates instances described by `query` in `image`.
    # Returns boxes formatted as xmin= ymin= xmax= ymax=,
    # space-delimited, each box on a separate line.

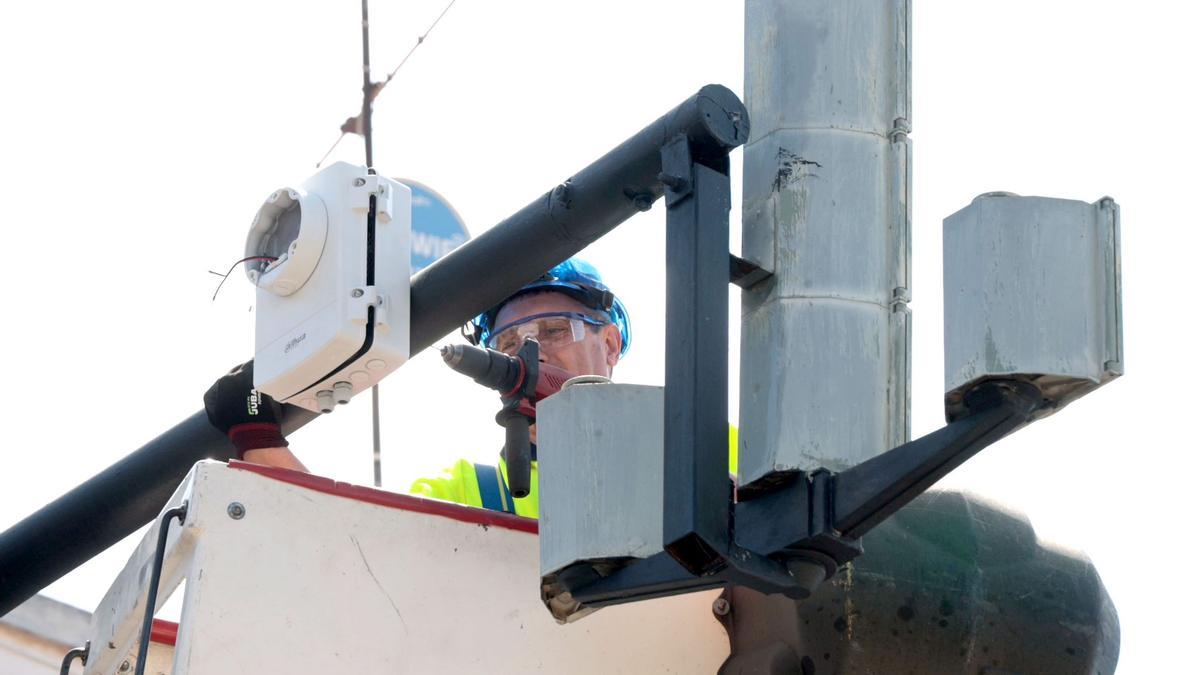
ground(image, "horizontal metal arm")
xmin=833 ymin=380 xmax=1043 ymax=540
xmin=569 ymin=545 xmax=801 ymax=609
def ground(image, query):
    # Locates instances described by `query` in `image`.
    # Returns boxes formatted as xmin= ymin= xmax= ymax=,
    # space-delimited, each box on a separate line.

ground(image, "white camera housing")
xmin=247 ymin=162 xmax=411 ymax=413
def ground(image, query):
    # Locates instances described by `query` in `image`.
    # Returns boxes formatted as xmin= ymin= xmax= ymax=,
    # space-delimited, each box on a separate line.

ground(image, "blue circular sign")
xmin=395 ymin=178 xmax=469 ymax=272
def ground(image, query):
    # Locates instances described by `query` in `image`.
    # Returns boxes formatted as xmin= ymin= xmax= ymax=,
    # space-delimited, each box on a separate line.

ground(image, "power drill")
xmin=441 ymin=340 xmax=574 ymax=498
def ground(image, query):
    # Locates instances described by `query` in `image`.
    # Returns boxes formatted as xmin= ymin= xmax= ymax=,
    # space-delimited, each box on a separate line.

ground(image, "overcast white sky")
xmin=0 ymin=2 xmax=1195 ymax=672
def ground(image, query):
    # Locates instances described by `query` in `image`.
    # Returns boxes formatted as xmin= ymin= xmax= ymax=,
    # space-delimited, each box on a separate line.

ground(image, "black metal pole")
xmin=660 ymin=137 xmax=733 ymax=577
xmin=0 ymin=84 xmax=748 ymax=617
xmin=407 ymin=84 xmax=748 ymax=351
xmin=0 ymin=412 xmax=241 ymax=618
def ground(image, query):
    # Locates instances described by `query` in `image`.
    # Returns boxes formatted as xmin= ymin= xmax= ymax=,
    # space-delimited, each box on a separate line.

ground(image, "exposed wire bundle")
xmin=209 ymin=255 xmax=278 ymax=301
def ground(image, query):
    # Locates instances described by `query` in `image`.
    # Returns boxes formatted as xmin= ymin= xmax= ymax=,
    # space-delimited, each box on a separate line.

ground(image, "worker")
xmin=409 ymin=257 xmax=632 ymax=517
xmin=200 ymin=257 xmax=632 ymax=515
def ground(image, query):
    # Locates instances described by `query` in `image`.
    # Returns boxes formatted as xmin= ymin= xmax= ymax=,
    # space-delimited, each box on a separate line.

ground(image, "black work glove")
xmin=203 ymin=361 xmax=288 ymax=459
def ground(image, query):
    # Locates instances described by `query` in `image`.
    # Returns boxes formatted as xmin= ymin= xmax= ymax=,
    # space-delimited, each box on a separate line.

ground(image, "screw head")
xmin=227 ymin=502 xmax=246 ymax=520
xmin=354 ymin=177 xmax=367 ymax=187
xmin=351 ymin=288 xmax=365 ymax=298
xmin=120 ymin=660 xmax=131 ymax=671
xmin=712 ymin=597 xmax=731 ymax=616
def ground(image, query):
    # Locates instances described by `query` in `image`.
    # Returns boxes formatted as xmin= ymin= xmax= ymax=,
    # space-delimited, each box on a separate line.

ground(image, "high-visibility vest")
xmin=409 ymin=426 xmax=738 ymax=519
xmin=409 ymin=458 xmax=540 ymax=518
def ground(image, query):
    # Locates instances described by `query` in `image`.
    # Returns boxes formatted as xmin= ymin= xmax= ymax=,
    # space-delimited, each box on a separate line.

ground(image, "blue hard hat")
xmin=469 ymin=257 xmax=632 ymax=357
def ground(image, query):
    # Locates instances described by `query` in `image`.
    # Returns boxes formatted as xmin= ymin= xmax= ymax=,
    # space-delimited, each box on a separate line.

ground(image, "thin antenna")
xmin=316 ymin=132 xmax=347 ymax=168
xmin=316 ymin=0 xmax=458 ymax=168
xmin=327 ymin=0 xmax=460 ymax=480
xmin=359 ymin=0 xmax=384 ymax=488
xmin=360 ymin=0 xmax=374 ymax=168
xmin=378 ymin=0 xmax=459 ymax=93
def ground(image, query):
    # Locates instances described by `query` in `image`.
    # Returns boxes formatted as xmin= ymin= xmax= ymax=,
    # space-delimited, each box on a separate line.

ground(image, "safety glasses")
xmin=488 ymin=312 xmax=610 ymax=355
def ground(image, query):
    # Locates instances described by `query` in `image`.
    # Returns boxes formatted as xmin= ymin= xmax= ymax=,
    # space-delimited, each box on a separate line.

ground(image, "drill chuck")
xmin=441 ymin=344 xmax=523 ymax=394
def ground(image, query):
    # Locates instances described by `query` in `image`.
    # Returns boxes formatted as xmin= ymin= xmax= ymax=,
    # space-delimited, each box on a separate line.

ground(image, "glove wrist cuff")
xmin=228 ymin=423 xmax=288 ymax=459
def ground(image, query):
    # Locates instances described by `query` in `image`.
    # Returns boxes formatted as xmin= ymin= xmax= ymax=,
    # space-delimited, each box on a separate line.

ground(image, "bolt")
xmin=353 ymin=177 xmax=367 ymax=187
xmin=712 ymin=597 xmax=731 ymax=616
xmin=227 ymin=502 xmax=246 ymax=520
xmin=119 ymin=660 xmax=131 ymax=672
xmin=657 ymin=172 xmax=688 ymax=191
xmin=631 ymin=194 xmax=654 ymax=212
xmin=351 ymin=288 xmax=365 ymax=298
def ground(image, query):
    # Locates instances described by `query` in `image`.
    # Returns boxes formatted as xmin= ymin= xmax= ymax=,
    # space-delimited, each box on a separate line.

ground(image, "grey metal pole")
xmin=727 ymin=6 xmax=1120 ymax=672
xmin=738 ymin=0 xmax=911 ymax=481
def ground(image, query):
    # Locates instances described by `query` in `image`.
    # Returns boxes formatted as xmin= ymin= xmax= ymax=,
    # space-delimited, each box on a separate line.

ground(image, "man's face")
xmin=493 ymin=291 xmax=622 ymax=378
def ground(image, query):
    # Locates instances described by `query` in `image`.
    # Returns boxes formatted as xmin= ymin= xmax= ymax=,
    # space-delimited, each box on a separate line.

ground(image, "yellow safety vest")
xmin=409 ymin=426 xmax=738 ymax=519
xmin=409 ymin=458 xmax=540 ymax=518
